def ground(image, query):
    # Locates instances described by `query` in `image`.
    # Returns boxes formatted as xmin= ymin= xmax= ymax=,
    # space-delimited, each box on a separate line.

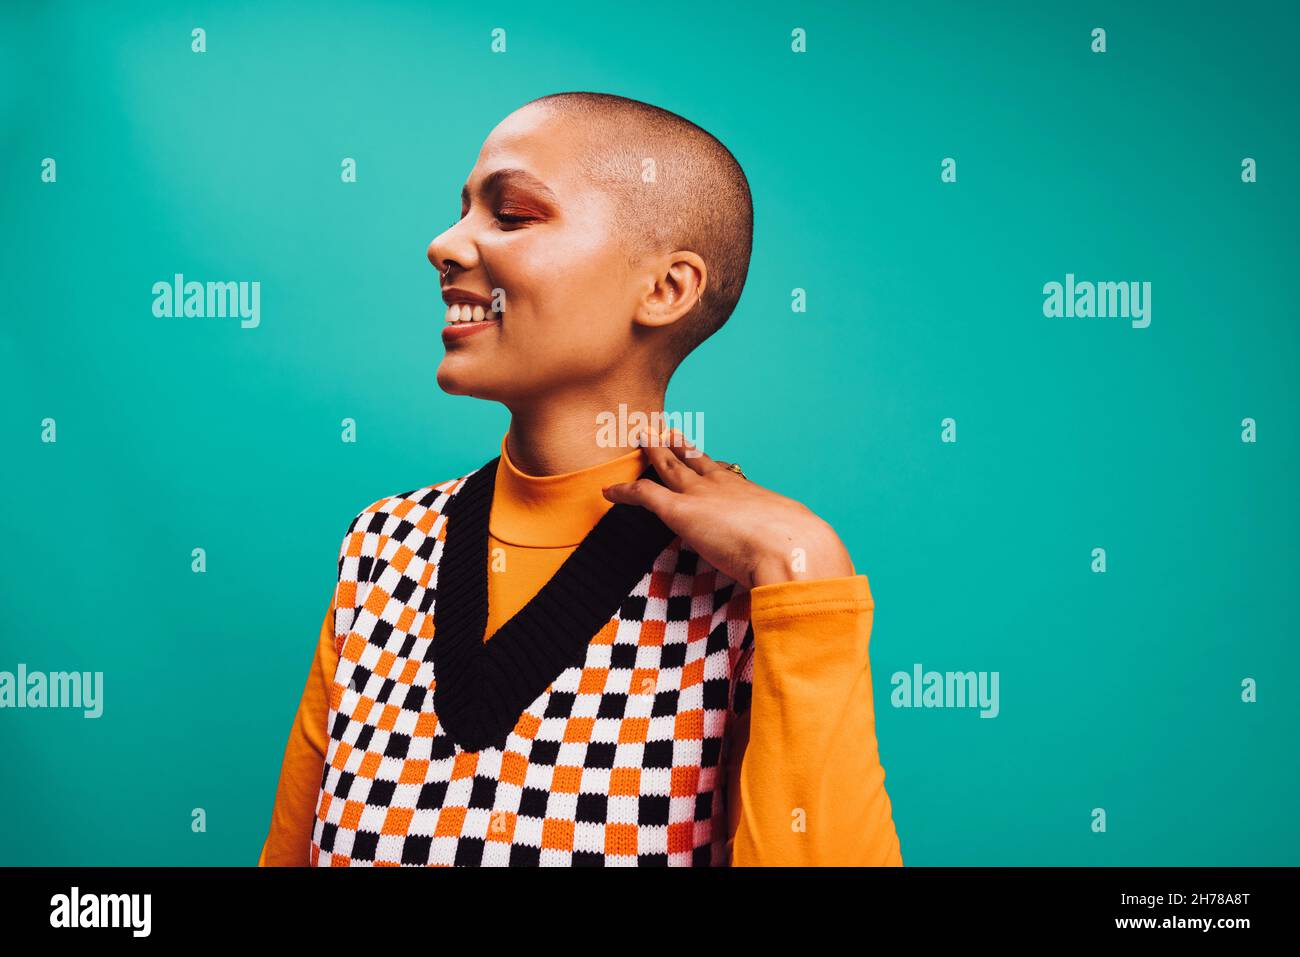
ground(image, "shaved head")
xmin=524 ymin=92 xmax=754 ymax=380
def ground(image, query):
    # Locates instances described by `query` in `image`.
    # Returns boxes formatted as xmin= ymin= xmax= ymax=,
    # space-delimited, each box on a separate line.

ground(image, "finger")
xmin=640 ymin=439 xmax=698 ymax=492
xmin=656 ymin=427 xmax=722 ymax=476
xmin=601 ymin=477 xmax=682 ymax=522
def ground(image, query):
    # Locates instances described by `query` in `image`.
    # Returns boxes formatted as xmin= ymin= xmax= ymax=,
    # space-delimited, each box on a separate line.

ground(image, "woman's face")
xmin=428 ymin=105 xmax=645 ymax=405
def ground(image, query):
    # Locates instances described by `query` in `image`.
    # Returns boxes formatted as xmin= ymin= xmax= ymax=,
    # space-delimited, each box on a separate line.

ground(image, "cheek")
xmin=548 ymin=247 xmax=629 ymax=325
xmin=484 ymin=223 xmax=630 ymax=341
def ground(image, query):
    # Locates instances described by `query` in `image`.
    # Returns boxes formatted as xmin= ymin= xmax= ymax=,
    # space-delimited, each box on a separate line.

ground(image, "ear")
xmin=633 ymin=251 xmax=707 ymax=330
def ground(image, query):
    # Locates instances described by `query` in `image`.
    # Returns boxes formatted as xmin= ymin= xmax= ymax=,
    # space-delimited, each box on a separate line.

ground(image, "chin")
xmin=436 ymin=358 xmax=502 ymax=401
xmin=435 ymin=360 xmax=474 ymax=397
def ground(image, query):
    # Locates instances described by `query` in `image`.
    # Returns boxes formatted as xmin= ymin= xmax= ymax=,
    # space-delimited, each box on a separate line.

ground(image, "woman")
xmin=259 ymin=91 xmax=903 ymax=866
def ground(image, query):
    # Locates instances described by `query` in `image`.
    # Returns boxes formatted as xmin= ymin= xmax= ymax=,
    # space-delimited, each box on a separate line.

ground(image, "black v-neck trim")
xmin=432 ymin=455 xmax=677 ymax=752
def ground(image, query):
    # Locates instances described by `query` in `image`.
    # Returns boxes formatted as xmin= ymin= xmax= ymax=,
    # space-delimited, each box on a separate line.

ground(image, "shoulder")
xmin=345 ymin=475 xmax=464 ymax=532
xmin=344 ymin=460 xmax=494 ymax=534
xmin=333 ymin=460 xmax=492 ymax=563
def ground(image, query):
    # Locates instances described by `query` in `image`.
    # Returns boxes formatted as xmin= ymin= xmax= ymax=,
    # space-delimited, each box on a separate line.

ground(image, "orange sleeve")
xmin=726 ymin=573 xmax=903 ymax=866
xmin=258 ymin=595 xmax=338 ymax=866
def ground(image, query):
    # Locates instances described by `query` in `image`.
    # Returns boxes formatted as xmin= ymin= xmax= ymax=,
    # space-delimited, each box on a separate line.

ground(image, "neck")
xmin=504 ymin=387 xmax=666 ymax=476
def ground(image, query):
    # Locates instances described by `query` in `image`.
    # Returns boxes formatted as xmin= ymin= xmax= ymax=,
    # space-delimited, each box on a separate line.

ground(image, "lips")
xmin=441 ymin=317 xmax=499 ymax=342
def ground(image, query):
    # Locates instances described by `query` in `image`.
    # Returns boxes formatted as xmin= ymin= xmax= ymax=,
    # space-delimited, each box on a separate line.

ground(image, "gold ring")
xmin=724 ymin=462 xmax=746 ymax=480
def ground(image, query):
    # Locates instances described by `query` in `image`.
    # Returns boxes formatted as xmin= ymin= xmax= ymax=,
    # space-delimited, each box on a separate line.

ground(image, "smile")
xmin=444 ymin=303 xmax=503 ymax=324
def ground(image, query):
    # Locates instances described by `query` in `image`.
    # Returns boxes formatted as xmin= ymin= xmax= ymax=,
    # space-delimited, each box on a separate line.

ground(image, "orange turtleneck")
xmin=480 ymin=434 xmax=649 ymax=639
xmin=258 ymin=435 xmax=902 ymax=866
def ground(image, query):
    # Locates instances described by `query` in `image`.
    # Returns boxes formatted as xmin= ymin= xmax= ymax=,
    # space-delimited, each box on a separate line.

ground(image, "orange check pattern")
xmin=310 ymin=468 xmax=755 ymax=866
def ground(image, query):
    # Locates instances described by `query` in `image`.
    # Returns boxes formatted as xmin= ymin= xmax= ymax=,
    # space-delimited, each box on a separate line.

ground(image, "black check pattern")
xmin=311 ymin=465 xmax=756 ymax=866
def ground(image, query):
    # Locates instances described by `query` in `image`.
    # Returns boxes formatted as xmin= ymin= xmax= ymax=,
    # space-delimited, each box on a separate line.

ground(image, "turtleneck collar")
xmin=488 ymin=433 xmax=649 ymax=547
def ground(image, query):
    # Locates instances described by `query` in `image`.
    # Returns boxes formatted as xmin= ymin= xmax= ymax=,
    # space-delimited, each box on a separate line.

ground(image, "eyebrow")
xmin=461 ymin=168 xmax=559 ymax=207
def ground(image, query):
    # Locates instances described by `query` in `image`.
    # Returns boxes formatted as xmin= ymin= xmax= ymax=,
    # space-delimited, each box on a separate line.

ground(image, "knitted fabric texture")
xmin=310 ymin=457 xmax=756 ymax=866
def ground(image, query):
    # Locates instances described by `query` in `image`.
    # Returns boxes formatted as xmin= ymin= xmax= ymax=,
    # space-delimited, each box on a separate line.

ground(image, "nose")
xmin=427 ymin=218 xmax=476 ymax=279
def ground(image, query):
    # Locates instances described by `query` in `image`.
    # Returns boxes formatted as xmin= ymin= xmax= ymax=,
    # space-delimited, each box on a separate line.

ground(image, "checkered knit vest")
xmin=310 ymin=455 xmax=756 ymax=866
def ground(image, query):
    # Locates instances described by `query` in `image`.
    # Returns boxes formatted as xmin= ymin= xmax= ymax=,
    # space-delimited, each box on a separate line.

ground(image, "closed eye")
xmin=444 ymin=210 xmax=534 ymax=229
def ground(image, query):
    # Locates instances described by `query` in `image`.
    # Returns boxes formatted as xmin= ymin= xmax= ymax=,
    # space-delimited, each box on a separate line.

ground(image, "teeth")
xmin=445 ymin=302 xmax=502 ymax=324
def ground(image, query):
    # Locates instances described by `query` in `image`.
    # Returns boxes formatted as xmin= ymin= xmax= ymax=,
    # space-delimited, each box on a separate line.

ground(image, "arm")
xmin=258 ymin=595 xmax=338 ymax=866
xmin=597 ymin=428 xmax=901 ymax=865
xmin=725 ymin=574 xmax=903 ymax=866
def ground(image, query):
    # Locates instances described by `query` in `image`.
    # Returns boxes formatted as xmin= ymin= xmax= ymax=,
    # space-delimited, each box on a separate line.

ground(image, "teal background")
xmin=2 ymin=0 xmax=1296 ymax=866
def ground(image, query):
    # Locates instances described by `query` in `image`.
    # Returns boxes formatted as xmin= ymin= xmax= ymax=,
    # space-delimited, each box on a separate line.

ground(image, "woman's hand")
xmin=601 ymin=428 xmax=855 ymax=589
